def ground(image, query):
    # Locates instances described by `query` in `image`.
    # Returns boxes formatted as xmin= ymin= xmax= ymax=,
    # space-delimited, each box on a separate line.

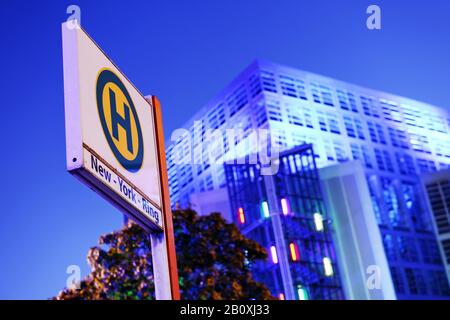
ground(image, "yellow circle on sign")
xmin=96 ymin=68 xmax=144 ymax=173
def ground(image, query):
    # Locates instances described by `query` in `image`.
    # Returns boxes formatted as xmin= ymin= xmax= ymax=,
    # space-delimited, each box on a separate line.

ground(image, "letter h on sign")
xmin=109 ymin=88 xmax=134 ymax=153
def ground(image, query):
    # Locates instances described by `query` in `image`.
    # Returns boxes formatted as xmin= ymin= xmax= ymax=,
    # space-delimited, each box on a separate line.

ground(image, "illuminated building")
xmin=224 ymin=145 xmax=344 ymax=299
xmin=166 ymin=60 xmax=450 ymax=299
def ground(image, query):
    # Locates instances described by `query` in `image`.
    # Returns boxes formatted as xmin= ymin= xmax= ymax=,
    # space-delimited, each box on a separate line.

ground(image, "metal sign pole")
xmin=150 ymin=232 xmax=173 ymax=299
xmin=149 ymin=96 xmax=180 ymax=300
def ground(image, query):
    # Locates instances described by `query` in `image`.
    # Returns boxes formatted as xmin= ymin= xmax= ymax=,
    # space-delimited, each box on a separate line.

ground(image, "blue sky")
xmin=0 ymin=0 xmax=449 ymax=299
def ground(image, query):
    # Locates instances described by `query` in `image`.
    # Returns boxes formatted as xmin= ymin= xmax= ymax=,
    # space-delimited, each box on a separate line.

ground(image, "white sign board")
xmin=62 ymin=24 xmax=163 ymax=232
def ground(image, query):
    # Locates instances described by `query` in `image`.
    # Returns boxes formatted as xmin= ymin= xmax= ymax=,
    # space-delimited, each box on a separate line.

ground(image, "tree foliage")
xmin=55 ymin=210 xmax=274 ymax=300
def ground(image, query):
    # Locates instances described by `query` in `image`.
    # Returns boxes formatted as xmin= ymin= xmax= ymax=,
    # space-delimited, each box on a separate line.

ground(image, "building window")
xmin=361 ymin=95 xmax=379 ymax=118
xmin=261 ymin=70 xmax=277 ymax=93
xmin=324 ymin=140 xmax=335 ymax=161
xmin=279 ymin=75 xmax=308 ymax=100
xmin=427 ymin=180 xmax=450 ymax=234
xmin=207 ymin=103 xmax=226 ymax=129
xmin=409 ymin=133 xmax=432 ymax=154
xmin=382 ymin=234 xmax=396 ymax=261
xmin=390 ymin=267 xmax=405 ymax=294
xmin=280 ymin=75 xmax=297 ymax=98
xmin=367 ymin=121 xmax=387 ymax=144
xmin=376 ymin=124 xmax=387 ymax=144
xmin=354 ymin=119 xmax=365 ymax=140
xmin=439 ymin=163 xmax=450 ymax=170
xmin=434 ymin=141 xmax=450 ymax=158
xmin=397 ymin=236 xmax=419 ymax=262
xmin=375 ymin=149 xmax=394 ymax=172
xmin=426 ymin=113 xmax=447 ymax=133
xmin=320 ymin=85 xmax=334 ymax=106
xmin=402 ymin=105 xmax=423 ymax=128
xmin=317 ymin=112 xmax=328 ymax=132
xmin=420 ymin=239 xmax=442 ymax=264
xmin=350 ymin=143 xmax=361 ymax=161
xmin=337 ymin=89 xmax=357 ymax=112
xmin=368 ymin=121 xmax=378 ymax=143
xmin=304 ymin=110 xmax=314 ymax=128
xmin=383 ymin=150 xmax=394 ymax=172
xmin=350 ymin=144 xmax=371 ymax=168
xmin=344 ymin=116 xmax=356 ymax=138
xmin=375 ymin=149 xmax=385 ymax=171
xmin=396 ymin=152 xmax=416 ymax=175
xmin=227 ymin=84 xmax=248 ymax=117
xmin=337 ymin=90 xmax=348 ymax=110
xmin=327 ymin=114 xmax=341 ymax=134
xmin=249 ymin=73 xmax=262 ymax=97
xmin=381 ymin=100 xmax=402 ymax=123
xmin=361 ymin=145 xmax=373 ymax=168
xmin=310 ymin=83 xmax=334 ymax=106
xmin=347 ymin=92 xmax=358 ymax=113
xmin=296 ymin=80 xmax=308 ymax=100
xmin=344 ymin=117 xmax=365 ymax=140
xmin=442 ymin=239 xmax=450 ymax=265
xmin=381 ymin=178 xmax=406 ymax=228
xmin=427 ymin=270 xmax=450 ymax=296
xmin=288 ymin=113 xmax=303 ymax=126
xmin=310 ymin=82 xmax=322 ymax=103
xmin=267 ymin=101 xmax=283 ymax=122
xmin=405 ymin=268 xmax=427 ymax=295
xmin=389 ymin=127 xmax=409 ymax=149
xmin=255 ymin=101 xmax=268 ymax=126
xmin=205 ymin=174 xmax=214 ymax=190
xmin=333 ymin=141 xmax=348 ymax=162
xmin=417 ymin=158 xmax=436 ymax=173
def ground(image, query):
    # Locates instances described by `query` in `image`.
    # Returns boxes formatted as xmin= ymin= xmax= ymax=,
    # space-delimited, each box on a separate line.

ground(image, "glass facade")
xmin=423 ymin=171 xmax=450 ymax=287
xmin=225 ymin=145 xmax=344 ymax=299
xmin=166 ymin=59 xmax=450 ymax=299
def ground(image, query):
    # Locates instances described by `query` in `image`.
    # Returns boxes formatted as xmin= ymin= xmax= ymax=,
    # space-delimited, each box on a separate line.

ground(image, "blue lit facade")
xmin=166 ymin=60 xmax=450 ymax=299
xmin=225 ymin=145 xmax=344 ymax=299
xmin=422 ymin=169 xmax=450 ymax=283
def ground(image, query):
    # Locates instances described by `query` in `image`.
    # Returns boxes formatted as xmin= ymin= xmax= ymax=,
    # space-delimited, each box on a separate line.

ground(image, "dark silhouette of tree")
xmin=55 ymin=210 xmax=274 ymax=300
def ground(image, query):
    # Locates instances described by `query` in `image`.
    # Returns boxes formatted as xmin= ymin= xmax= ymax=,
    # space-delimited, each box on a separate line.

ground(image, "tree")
xmin=55 ymin=210 xmax=275 ymax=300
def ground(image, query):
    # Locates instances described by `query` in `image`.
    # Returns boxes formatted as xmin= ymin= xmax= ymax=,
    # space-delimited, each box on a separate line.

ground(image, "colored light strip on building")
xmin=297 ymin=285 xmax=309 ymax=300
xmin=278 ymin=293 xmax=285 ymax=300
xmin=270 ymin=246 xmax=278 ymax=264
xmin=261 ymin=201 xmax=270 ymax=218
xmin=281 ymin=198 xmax=290 ymax=215
xmin=314 ymin=213 xmax=324 ymax=231
xmin=323 ymin=257 xmax=334 ymax=276
xmin=238 ymin=207 xmax=245 ymax=224
xmin=289 ymin=242 xmax=299 ymax=261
